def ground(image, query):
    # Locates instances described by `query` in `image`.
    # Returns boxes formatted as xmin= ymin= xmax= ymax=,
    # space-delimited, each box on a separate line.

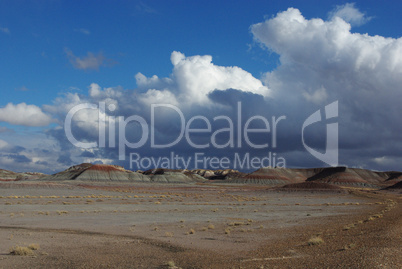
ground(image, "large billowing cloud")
xmin=251 ymin=7 xmax=402 ymax=169
xmin=136 ymin=51 xmax=270 ymax=104
xmin=41 ymin=52 xmax=273 ymax=170
xmin=1 ymin=5 xmax=401 ymax=173
xmin=0 ymin=103 xmax=53 ymax=126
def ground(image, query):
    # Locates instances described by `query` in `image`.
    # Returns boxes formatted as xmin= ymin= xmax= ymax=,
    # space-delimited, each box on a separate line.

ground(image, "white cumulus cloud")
xmin=0 ymin=103 xmax=53 ymax=127
xmin=250 ymin=6 xmax=402 ymax=169
xmin=328 ymin=3 xmax=372 ymax=27
xmin=136 ymin=51 xmax=270 ymax=104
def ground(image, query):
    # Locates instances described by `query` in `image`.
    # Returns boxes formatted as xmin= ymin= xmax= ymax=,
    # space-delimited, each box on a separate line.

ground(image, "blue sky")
xmin=0 ymin=0 xmax=401 ymax=173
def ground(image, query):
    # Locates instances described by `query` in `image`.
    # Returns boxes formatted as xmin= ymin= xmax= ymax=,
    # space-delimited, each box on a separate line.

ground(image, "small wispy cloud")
xmin=64 ymin=48 xmax=116 ymax=71
xmin=136 ymin=1 xmax=157 ymax=14
xmin=15 ymin=86 xmax=31 ymax=92
xmin=0 ymin=126 xmax=13 ymax=133
xmin=74 ymin=28 xmax=90 ymax=35
xmin=328 ymin=3 xmax=372 ymax=27
xmin=0 ymin=26 xmax=10 ymax=34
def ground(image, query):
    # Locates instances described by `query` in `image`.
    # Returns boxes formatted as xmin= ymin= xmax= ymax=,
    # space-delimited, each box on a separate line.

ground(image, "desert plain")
xmin=0 ymin=178 xmax=401 ymax=269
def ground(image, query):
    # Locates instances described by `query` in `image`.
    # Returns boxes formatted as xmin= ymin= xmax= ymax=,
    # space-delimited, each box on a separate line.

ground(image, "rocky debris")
xmin=229 ymin=167 xmax=307 ymax=185
xmin=191 ymin=169 xmax=245 ymax=180
xmin=279 ymin=181 xmax=345 ymax=192
xmin=143 ymin=168 xmax=206 ymax=183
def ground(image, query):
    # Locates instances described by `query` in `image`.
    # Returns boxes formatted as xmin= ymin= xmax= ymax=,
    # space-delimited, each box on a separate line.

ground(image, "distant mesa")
xmin=230 ymin=167 xmax=307 ymax=185
xmin=229 ymin=166 xmax=401 ymax=188
xmin=40 ymin=164 xmax=205 ymax=183
xmin=0 ymin=163 xmax=400 ymax=189
xmin=382 ymin=181 xmax=402 ymax=193
xmin=0 ymin=168 xmax=46 ymax=181
xmin=41 ymin=163 xmax=149 ymax=182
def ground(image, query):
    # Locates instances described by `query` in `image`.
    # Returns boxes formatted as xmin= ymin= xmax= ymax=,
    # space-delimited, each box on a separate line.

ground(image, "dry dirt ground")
xmin=0 ymin=181 xmax=400 ymax=268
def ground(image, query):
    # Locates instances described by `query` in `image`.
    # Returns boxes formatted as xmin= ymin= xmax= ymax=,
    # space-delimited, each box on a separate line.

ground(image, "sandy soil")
xmin=0 ymin=181 xmax=400 ymax=268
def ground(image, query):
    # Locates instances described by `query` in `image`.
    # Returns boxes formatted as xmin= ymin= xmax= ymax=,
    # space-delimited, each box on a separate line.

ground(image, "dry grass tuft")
xmin=57 ymin=210 xmax=68 ymax=215
xmin=166 ymin=260 xmax=181 ymax=268
xmin=9 ymin=246 xmax=34 ymax=256
xmin=165 ymin=232 xmax=174 ymax=237
xmin=341 ymin=243 xmax=356 ymax=251
xmin=28 ymin=243 xmax=40 ymax=250
xmin=307 ymin=236 xmax=324 ymax=246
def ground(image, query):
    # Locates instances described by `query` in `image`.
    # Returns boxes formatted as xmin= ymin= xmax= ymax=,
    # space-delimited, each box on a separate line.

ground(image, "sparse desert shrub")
xmin=165 ymin=232 xmax=174 ymax=237
xmin=57 ymin=210 xmax=68 ymax=215
xmin=225 ymin=228 xmax=231 ymax=235
xmin=201 ymin=227 xmax=208 ymax=231
xmin=166 ymin=260 xmax=180 ymax=268
xmin=9 ymin=246 xmax=34 ymax=256
xmin=341 ymin=243 xmax=356 ymax=251
xmin=365 ymin=216 xmax=375 ymax=222
xmin=343 ymin=224 xmax=355 ymax=230
xmin=28 ymin=243 xmax=40 ymax=250
xmin=208 ymin=224 xmax=215 ymax=229
xmin=307 ymin=236 xmax=324 ymax=246
xmin=188 ymin=228 xmax=195 ymax=234
xmin=229 ymin=222 xmax=244 ymax=226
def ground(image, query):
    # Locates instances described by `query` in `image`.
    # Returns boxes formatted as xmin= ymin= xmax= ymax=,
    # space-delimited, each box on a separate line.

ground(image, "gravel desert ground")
xmin=0 ymin=181 xmax=400 ymax=268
